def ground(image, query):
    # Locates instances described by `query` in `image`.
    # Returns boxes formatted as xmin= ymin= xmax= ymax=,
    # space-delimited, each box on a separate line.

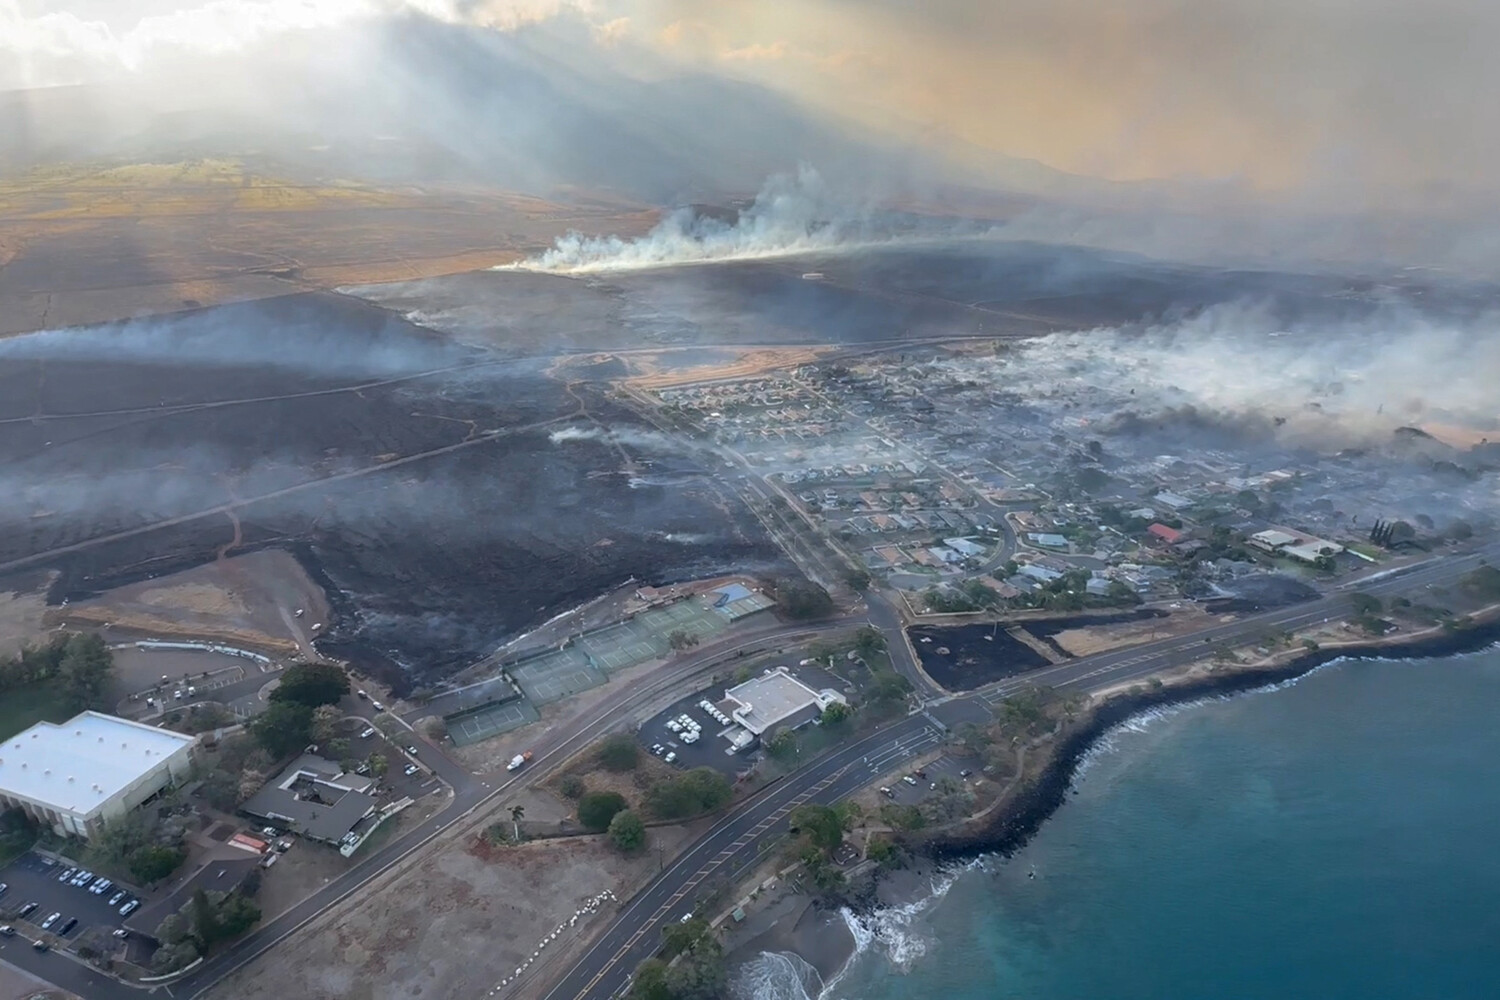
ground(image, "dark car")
xmin=58 ymin=917 xmax=78 ymax=935
xmin=17 ymin=902 xmax=38 ymax=918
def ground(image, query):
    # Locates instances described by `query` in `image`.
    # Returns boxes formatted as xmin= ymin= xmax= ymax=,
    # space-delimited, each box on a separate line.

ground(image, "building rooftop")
xmin=723 ymin=668 xmax=842 ymax=736
xmin=0 ymin=712 xmax=196 ymax=817
xmin=239 ymin=755 xmax=377 ymax=843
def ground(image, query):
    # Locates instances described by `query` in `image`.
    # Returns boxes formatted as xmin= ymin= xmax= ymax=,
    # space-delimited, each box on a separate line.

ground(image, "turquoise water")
xmin=829 ymin=649 xmax=1500 ymax=1000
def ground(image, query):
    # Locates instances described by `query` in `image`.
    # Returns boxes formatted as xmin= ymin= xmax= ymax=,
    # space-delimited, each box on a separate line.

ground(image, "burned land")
xmin=1 ymin=238 xmax=1462 ymax=690
xmin=0 ymin=291 xmax=782 ymax=690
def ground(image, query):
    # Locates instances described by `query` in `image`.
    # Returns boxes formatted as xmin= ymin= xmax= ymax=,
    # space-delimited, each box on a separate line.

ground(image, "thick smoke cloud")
xmin=1026 ymin=301 xmax=1500 ymax=448
xmin=514 ymin=166 xmax=861 ymax=272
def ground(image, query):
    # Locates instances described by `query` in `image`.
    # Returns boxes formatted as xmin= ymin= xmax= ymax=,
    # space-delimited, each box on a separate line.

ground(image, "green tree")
xmin=853 ymin=626 xmax=887 ymax=660
xmin=789 ymin=804 xmax=843 ymax=852
xmin=820 ymin=701 xmax=851 ymax=727
xmin=664 ymin=949 xmax=728 ymax=1000
xmin=215 ymin=892 xmax=261 ymax=939
xmin=368 ymin=752 xmax=388 ymax=778
xmin=58 ymin=633 xmax=114 ymax=712
xmin=559 ymin=774 xmax=586 ymax=799
xmin=667 ymin=630 xmax=700 ymax=651
xmin=628 ymin=958 xmax=673 ymax=1000
xmin=774 ymin=578 xmax=835 ymax=620
xmin=843 ymin=569 xmax=872 ymax=592
xmin=645 ymin=767 xmax=733 ymax=819
xmin=191 ymin=888 xmax=221 ymax=948
xmin=510 ymin=805 xmax=525 ymax=842
xmin=608 ymin=809 xmax=646 ymax=852
xmin=250 ymin=700 xmax=314 ymax=757
xmin=661 ymin=915 xmax=712 ymax=959
xmin=129 ymin=844 xmax=187 ymax=884
xmin=766 ymin=728 xmax=800 ymax=762
xmin=597 ymin=733 xmax=641 ymax=772
xmin=1349 ymin=592 xmax=1382 ymax=615
xmin=578 ymin=791 xmax=628 ymax=831
xmin=309 ymin=704 xmax=343 ymax=743
xmin=269 ymin=662 xmax=350 ymax=709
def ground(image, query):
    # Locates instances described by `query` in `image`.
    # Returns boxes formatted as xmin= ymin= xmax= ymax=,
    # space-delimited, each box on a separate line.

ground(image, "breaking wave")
xmin=507 ymin=166 xmax=876 ymax=274
xmin=731 ymin=951 xmax=824 ymax=1000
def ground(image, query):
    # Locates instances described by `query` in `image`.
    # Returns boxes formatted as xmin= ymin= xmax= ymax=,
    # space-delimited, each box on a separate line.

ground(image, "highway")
xmin=0 ymin=620 xmax=859 ymax=1000
xmin=543 ymin=542 xmax=1500 ymax=1000
xmin=6 ymin=543 xmax=1494 ymax=999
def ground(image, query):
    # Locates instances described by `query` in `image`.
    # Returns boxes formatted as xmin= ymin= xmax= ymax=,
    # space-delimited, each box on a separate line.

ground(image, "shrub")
xmin=608 ymin=810 xmax=646 ymax=851
xmin=558 ymin=774 xmax=586 ymax=799
xmin=645 ymin=767 xmax=732 ymax=820
xmin=578 ymin=791 xmax=628 ymax=832
xmin=597 ymin=733 xmax=640 ymax=772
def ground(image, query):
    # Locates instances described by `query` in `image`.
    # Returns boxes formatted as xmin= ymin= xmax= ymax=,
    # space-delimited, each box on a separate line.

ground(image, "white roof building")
xmin=0 ymin=712 xmax=197 ymax=840
xmin=721 ymin=668 xmax=845 ymax=738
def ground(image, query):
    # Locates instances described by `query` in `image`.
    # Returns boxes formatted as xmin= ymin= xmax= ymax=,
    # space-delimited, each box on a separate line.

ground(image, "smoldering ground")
xmin=0 ymin=291 xmax=784 ymax=690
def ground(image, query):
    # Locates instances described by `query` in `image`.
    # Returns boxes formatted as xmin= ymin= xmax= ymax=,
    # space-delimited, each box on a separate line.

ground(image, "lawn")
xmin=0 ymin=682 xmax=73 ymax=741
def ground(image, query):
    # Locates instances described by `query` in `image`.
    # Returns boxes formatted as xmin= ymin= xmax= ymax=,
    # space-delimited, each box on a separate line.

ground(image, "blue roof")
xmin=712 ymin=583 xmax=754 ymax=604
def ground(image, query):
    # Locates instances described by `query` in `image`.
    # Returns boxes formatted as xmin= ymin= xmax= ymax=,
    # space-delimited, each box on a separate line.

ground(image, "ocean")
xmin=753 ymin=648 xmax=1500 ymax=1000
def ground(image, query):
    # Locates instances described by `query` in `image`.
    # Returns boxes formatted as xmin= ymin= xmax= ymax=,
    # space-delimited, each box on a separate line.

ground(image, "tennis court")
xmin=513 ymin=647 xmax=608 ymax=705
xmin=447 ymin=699 xmax=539 ymax=747
xmin=578 ymin=600 xmax=729 ymax=673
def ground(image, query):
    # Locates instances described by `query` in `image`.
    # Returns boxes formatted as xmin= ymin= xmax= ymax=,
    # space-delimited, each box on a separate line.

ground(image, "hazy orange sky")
xmin=5 ymin=0 xmax=1498 ymax=210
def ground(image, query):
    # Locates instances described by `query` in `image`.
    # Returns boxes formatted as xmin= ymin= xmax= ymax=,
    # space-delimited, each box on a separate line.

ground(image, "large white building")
xmin=0 ymin=712 xmax=197 ymax=840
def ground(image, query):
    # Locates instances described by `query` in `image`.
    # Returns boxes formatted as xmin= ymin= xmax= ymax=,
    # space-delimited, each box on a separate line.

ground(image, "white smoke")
xmin=1014 ymin=300 xmax=1500 ymax=444
xmin=511 ymin=166 xmax=880 ymax=274
xmin=0 ymin=0 xmax=586 ymax=87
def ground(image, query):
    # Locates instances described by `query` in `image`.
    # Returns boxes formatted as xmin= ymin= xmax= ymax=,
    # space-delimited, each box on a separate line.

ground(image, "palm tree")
xmin=510 ymin=805 xmax=525 ymax=842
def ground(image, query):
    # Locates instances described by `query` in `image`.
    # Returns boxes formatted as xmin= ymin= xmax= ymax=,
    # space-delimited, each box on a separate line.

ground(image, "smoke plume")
xmin=512 ymin=166 xmax=884 ymax=274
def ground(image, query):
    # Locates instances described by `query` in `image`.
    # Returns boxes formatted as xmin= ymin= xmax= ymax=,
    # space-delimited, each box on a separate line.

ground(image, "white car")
xmin=681 ymin=732 xmax=699 ymax=744
xmin=664 ymin=752 xmax=677 ymax=763
xmin=359 ymin=727 xmax=376 ymax=739
xmin=665 ymin=720 xmax=682 ymax=733
xmin=404 ymin=763 xmax=419 ymax=776
xmin=119 ymin=900 xmax=140 ymax=916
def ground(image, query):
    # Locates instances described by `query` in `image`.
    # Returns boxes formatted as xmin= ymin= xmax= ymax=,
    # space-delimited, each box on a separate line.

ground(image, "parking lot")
xmin=875 ymin=752 xmax=976 ymax=806
xmin=637 ymin=685 xmax=748 ymax=776
xmin=0 ymin=853 xmax=139 ymax=945
xmin=335 ymin=717 xmax=440 ymax=800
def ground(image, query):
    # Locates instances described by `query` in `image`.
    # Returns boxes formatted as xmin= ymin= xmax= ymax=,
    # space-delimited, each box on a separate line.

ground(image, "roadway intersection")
xmin=4 ymin=542 xmax=1495 ymax=999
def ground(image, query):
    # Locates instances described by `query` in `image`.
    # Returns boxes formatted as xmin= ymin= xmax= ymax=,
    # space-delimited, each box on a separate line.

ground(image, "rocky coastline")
xmin=921 ymin=610 xmax=1500 ymax=862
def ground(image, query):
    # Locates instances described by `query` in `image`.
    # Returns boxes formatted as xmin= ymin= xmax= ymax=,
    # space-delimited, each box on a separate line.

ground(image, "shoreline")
xmin=921 ymin=610 xmax=1500 ymax=861
xmin=728 ymin=611 xmax=1500 ymax=995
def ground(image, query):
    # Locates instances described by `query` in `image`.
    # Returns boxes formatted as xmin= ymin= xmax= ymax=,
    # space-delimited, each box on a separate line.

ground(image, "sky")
xmin=4 ymin=1 xmax=1499 ymax=222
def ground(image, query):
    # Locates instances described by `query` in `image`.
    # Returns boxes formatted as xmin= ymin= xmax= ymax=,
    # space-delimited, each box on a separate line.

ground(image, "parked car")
xmin=0 ymin=925 xmax=13 ymax=936
xmin=119 ymin=900 xmax=140 ymax=916
xmin=58 ymin=917 xmax=77 ymax=935
xmin=902 ymin=775 xmax=917 ymax=786
xmin=262 ymin=827 xmax=280 ymax=838
xmin=108 ymin=891 xmax=126 ymax=906
xmin=403 ymin=763 xmax=419 ymax=776
xmin=56 ymin=868 xmax=75 ymax=883
xmin=371 ymin=700 xmax=384 ymax=711
xmin=17 ymin=902 xmax=38 ymax=919
xmin=91 ymin=878 xmax=113 ymax=895
xmin=664 ymin=752 xmax=677 ymax=764
xmin=40 ymin=912 xmax=59 ymax=930
xmin=359 ymin=728 xmax=376 ymax=739
xmin=405 ymin=745 xmax=419 ymax=756
xmin=0 ymin=881 xmax=7 ymax=895
xmin=959 ymin=769 xmax=973 ymax=778
xmin=112 ymin=929 xmax=129 ymax=939
xmin=880 ymin=787 xmax=895 ymax=798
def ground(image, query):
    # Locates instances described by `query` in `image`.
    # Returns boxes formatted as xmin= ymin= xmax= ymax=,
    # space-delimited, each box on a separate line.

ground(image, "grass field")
xmin=0 ymin=682 xmax=73 ymax=741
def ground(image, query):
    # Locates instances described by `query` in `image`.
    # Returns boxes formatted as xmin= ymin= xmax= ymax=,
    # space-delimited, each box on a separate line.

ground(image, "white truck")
xmin=506 ymin=750 xmax=534 ymax=772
